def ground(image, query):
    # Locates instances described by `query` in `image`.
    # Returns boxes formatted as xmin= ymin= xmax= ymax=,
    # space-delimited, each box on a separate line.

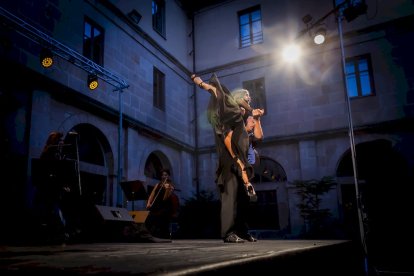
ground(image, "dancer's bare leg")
xmin=224 ymin=131 xmax=254 ymax=194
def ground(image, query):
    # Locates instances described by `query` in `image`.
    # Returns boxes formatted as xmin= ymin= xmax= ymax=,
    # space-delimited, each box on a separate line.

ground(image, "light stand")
xmin=117 ymin=89 xmax=124 ymax=205
xmin=294 ymin=2 xmax=369 ymax=273
xmin=336 ymin=9 xmax=369 ymax=275
xmin=72 ymin=132 xmax=82 ymax=196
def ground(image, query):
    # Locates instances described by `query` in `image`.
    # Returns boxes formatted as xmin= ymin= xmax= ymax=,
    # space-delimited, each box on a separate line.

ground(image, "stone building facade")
xmin=1 ymin=0 xmax=413 ymax=245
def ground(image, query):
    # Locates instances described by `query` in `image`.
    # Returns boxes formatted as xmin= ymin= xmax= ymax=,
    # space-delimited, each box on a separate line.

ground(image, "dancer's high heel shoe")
xmin=234 ymin=157 xmax=257 ymax=202
xmin=245 ymin=182 xmax=257 ymax=202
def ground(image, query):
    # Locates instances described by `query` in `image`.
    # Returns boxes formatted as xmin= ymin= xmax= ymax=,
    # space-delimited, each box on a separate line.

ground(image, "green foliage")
xmin=292 ymin=176 xmax=337 ymax=238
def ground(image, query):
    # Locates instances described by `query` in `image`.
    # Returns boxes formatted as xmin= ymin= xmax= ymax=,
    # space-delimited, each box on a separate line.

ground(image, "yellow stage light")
xmin=40 ymin=48 xmax=54 ymax=68
xmin=88 ymin=74 xmax=99 ymax=90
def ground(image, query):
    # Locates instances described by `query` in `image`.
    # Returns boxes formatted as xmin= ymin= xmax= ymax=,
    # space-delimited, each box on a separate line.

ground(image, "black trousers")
xmin=220 ymin=173 xmax=250 ymax=238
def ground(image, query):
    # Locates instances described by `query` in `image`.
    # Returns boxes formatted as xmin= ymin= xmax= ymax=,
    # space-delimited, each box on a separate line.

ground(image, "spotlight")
xmin=343 ymin=1 xmax=368 ymax=22
xmin=313 ymin=28 xmax=326 ymax=45
xmin=40 ymin=48 xmax=54 ymax=68
xmin=88 ymin=74 xmax=99 ymax=90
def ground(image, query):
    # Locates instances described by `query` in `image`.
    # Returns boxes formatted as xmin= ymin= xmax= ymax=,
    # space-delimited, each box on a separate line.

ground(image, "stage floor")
xmin=0 ymin=239 xmax=370 ymax=275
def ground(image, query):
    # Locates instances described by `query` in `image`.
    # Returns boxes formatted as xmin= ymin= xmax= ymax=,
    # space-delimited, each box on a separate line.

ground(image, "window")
xmin=345 ymin=54 xmax=375 ymax=98
xmin=152 ymin=0 xmax=165 ymax=37
xmin=243 ymin=77 xmax=267 ymax=112
xmin=153 ymin=67 xmax=165 ymax=110
xmin=335 ymin=0 xmax=363 ymax=5
xmin=144 ymin=153 xmax=164 ymax=179
xmin=238 ymin=5 xmax=263 ymax=48
xmin=334 ymin=0 xmax=365 ymax=9
xmin=83 ymin=18 xmax=104 ymax=65
xmin=335 ymin=0 xmax=367 ymax=22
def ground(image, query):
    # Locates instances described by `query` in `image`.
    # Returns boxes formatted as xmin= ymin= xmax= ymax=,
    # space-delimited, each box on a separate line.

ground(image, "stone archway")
xmin=336 ymin=139 xmax=411 ymax=258
xmin=248 ymin=156 xmax=290 ymax=236
xmin=144 ymin=150 xmax=172 ymax=188
xmin=65 ymin=123 xmax=114 ymax=206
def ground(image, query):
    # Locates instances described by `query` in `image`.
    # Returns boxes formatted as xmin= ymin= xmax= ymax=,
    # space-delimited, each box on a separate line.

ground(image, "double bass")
xmin=146 ymin=178 xmax=179 ymax=218
xmin=146 ymin=177 xmax=168 ymax=210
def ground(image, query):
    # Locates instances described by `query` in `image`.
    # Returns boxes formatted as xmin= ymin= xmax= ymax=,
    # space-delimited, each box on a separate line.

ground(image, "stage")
xmin=0 ymin=239 xmax=367 ymax=275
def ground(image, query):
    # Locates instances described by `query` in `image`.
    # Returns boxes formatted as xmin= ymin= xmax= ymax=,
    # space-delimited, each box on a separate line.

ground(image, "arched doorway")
xmin=336 ymin=139 xmax=411 ymax=258
xmin=249 ymin=157 xmax=288 ymax=233
xmin=64 ymin=123 xmax=114 ymax=206
xmin=143 ymin=151 xmax=179 ymax=236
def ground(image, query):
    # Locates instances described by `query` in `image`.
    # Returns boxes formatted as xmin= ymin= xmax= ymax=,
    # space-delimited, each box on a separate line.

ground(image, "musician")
xmin=34 ymin=131 xmax=81 ymax=243
xmin=145 ymin=169 xmax=179 ymax=239
xmin=33 ymin=131 xmax=66 ymax=242
xmin=40 ymin=131 xmax=65 ymax=160
xmin=191 ymin=74 xmax=262 ymax=243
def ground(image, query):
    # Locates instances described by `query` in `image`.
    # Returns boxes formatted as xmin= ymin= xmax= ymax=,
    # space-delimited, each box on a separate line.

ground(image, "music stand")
xmin=120 ymin=180 xmax=148 ymax=211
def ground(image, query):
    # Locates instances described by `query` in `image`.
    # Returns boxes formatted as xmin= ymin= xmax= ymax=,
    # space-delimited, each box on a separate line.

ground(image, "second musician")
xmin=145 ymin=169 xmax=179 ymax=239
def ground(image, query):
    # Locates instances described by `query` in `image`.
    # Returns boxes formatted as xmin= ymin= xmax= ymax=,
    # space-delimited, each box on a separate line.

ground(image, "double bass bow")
xmin=146 ymin=177 xmax=170 ymax=210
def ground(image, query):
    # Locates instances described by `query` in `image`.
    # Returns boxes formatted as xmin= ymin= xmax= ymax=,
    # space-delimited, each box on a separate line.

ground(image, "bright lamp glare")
xmin=282 ymin=44 xmax=301 ymax=63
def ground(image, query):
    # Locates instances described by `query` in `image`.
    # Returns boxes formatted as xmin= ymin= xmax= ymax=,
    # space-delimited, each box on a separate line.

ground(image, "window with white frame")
xmin=345 ymin=54 xmax=375 ymax=98
xmin=238 ymin=5 xmax=263 ymax=48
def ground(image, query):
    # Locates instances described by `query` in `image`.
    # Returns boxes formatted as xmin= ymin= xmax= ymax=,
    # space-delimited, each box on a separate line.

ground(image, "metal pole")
xmin=337 ymin=12 xmax=369 ymax=274
xmin=191 ymin=16 xmax=200 ymax=200
xmin=117 ymin=90 xmax=123 ymax=204
xmin=74 ymin=135 xmax=82 ymax=196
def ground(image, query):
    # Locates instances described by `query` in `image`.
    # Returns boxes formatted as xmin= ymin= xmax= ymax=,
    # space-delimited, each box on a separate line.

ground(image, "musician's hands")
xmin=163 ymin=183 xmax=174 ymax=190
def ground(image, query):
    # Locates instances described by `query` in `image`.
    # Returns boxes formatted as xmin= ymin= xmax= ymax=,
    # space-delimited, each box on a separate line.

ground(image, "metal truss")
xmin=0 ymin=6 xmax=129 ymax=91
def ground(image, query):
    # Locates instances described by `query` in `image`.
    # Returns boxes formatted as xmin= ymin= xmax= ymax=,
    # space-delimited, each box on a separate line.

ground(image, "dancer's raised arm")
xmin=191 ymin=74 xmax=217 ymax=98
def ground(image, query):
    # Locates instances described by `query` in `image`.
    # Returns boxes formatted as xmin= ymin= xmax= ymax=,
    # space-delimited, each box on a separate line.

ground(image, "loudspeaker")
xmin=88 ymin=205 xmax=134 ymax=242
xmin=95 ymin=205 xmax=134 ymax=223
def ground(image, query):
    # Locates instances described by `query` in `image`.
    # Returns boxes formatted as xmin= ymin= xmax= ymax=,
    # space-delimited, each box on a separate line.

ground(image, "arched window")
xmin=144 ymin=151 xmax=172 ymax=199
xmin=144 ymin=153 xmax=164 ymax=180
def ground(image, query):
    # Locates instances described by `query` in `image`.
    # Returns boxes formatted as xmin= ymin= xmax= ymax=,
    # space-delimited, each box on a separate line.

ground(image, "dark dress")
xmin=145 ymin=182 xmax=178 ymax=239
xmin=206 ymin=74 xmax=253 ymax=239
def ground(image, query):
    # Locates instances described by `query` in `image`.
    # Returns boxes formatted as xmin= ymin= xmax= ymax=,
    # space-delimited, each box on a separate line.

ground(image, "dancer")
xmin=191 ymin=73 xmax=262 ymax=243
